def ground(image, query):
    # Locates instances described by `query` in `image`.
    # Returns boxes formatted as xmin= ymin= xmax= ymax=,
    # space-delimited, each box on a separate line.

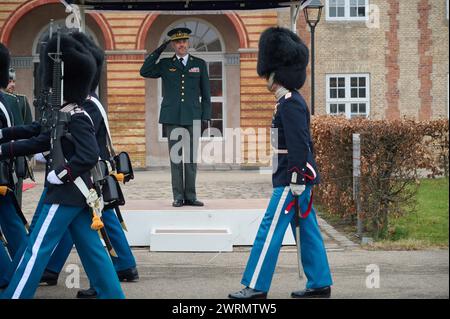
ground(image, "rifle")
xmin=33 ymin=87 xmax=52 ymax=134
xmin=90 ymin=162 xmax=117 ymax=257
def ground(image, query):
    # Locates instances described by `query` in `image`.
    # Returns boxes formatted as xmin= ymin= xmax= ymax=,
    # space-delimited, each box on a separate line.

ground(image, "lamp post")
xmin=303 ymin=0 xmax=323 ymax=116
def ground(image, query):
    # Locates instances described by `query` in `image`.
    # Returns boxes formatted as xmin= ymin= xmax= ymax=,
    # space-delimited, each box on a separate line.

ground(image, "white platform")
xmin=122 ymin=199 xmax=296 ymax=252
xmin=150 ymin=228 xmax=233 ymax=252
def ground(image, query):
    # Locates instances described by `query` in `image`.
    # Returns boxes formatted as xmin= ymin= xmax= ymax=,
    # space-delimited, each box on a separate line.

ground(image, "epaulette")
xmin=64 ymin=104 xmax=94 ymax=126
xmin=70 ymin=108 xmax=85 ymax=116
xmin=4 ymin=92 xmax=17 ymax=98
xmin=60 ymin=103 xmax=78 ymax=113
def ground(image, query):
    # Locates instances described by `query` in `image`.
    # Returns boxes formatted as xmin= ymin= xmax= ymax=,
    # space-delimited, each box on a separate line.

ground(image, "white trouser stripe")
xmin=249 ymin=187 xmax=290 ymax=289
xmin=12 ymin=204 xmax=59 ymax=299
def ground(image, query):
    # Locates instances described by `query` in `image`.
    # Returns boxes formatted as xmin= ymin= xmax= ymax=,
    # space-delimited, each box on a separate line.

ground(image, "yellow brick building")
xmin=0 ymin=0 xmax=448 ymax=168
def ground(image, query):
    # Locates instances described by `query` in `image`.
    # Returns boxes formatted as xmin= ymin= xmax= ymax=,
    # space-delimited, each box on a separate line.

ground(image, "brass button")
xmin=182 ymin=86 xmax=185 ymax=89
xmin=182 ymin=74 xmax=185 ymax=77
xmin=182 ymin=93 xmax=185 ymax=95
xmin=181 ymin=99 xmax=185 ymax=102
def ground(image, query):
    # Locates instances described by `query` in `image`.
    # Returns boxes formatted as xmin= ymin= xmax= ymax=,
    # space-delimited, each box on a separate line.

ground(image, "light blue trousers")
xmin=241 ymin=186 xmax=333 ymax=292
xmin=1 ymin=203 xmax=125 ymax=299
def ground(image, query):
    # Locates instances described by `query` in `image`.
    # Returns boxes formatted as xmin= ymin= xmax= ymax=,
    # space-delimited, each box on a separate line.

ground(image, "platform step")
xmin=150 ymin=228 xmax=233 ymax=252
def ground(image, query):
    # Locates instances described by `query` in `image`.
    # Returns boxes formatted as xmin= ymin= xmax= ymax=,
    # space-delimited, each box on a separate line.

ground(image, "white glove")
xmin=47 ymin=170 xmax=63 ymax=185
xmin=290 ymin=184 xmax=306 ymax=196
xmin=35 ymin=153 xmax=47 ymax=163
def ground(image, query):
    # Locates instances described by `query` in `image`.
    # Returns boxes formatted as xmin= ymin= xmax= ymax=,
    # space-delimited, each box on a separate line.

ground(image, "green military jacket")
xmin=1 ymin=91 xmax=20 ymax=126
xmin=140 ymin=51 xmax=211 ymax=126
xmin=16 ymin=94 xmax=33 ymax=125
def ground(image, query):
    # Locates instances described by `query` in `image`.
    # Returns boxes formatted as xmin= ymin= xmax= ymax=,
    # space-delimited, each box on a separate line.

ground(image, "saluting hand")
xmin=155 ymin=39 xmax=171 ymax=55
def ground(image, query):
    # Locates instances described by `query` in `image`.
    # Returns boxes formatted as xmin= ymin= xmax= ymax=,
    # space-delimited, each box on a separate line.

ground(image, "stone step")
xmin=121 ymin=199 xmax=350 ymax=251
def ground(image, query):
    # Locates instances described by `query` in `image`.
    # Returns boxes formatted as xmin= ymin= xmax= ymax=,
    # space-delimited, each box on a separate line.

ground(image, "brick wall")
xmin=312 ymin=0 xmax=390 ymax=120
xmin=106 ymin=53 xmax=146 ymax=168
xmin=430 ymin=0 xmax=449 ymax=119
xmin=238 ymin=12 xmax=277 ymax=164
xmin=101 ymin=12 xmax=148 ymax=168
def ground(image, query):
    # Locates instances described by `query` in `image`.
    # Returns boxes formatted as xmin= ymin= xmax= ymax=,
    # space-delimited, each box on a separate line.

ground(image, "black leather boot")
xmin=76 ymin=287 xmax=97 ymax=299
xmin=172 ymin=200 xmax=184 ymax=207
xmin=228 ymin=287 xmax=267 ymax=299
xmin=184 ymin=199 xmax=204 ymax=206
xmin=291 ymin=286 xmax=331 ymax=298
xmin=40 ymin=269 xmax=59 ymax=286
xmin=117 ymin=267 xmax=139 ymax=282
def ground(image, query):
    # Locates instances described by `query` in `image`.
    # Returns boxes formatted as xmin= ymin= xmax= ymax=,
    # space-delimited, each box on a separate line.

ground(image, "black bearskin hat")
xmin=71 ymin=32 xmax=104 ymax=93
xmin=257 ymin=27 xmax=309 ymax=90
xmin=43 ymin=34 xmax=96 ymax=105
xmin=0 ymin=42 xmax=10 ymax=89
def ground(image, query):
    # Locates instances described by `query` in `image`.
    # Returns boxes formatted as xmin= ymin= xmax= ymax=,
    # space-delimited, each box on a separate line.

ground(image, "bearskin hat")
xmin=257 ymin=27 xmax=309 ymax=90
xmin=43 ymin=33 xmax=96 ymax=105
xmin=71 ymin=32 xmax=104 ymax=93
xmin=0 ymin=43 xmax=10 ymax=89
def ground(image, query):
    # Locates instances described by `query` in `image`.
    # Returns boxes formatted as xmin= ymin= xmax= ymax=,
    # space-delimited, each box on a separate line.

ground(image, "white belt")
xmin=273 ymin=148 xmax=288 ymax=154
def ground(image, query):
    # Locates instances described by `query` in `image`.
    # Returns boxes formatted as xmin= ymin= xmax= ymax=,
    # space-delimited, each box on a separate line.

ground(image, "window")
xmin=326 ymin=74 xmax=370 ymax=118
xmin=158 ymin=20 xmax=226 ymax=141
xmin=326 ymin=0 xmax=368 ymax=21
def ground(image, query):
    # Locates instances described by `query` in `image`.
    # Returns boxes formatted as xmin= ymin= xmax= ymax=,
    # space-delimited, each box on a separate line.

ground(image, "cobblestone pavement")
xmin=21 ymin=169 xmax=275 ymax=216
xmin=21 ymin=170 xmax=357 ymax=250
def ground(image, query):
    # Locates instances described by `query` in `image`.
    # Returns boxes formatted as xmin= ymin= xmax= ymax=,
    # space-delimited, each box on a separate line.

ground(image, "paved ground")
xmin=32 ymin=248 xmax=449 ymax=299
xmin=18 ymin=170 xmax=450 ymax=299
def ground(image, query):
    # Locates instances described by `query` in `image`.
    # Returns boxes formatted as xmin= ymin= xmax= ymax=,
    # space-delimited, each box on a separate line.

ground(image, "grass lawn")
xmin=319 ymin=178 xmax=449 ymax=250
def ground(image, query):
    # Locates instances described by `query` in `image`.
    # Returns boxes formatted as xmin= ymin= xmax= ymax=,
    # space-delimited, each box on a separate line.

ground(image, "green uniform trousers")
xmin=165 ymin=124 xmax=198 ymax=201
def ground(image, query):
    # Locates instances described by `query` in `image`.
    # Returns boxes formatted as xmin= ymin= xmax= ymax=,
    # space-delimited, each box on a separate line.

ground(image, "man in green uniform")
xmin=7 ymin=68 xmax=33 ymax=126
xmin=1 ymin=68 xmax=33 ymax=206
xmin=140 ymin=27 xmax=211 ymax=207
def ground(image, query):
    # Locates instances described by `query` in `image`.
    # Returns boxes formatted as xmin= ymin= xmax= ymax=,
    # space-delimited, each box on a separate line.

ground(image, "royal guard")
xmin=229 ymin=27 xmax=333 ymax=299
xmin=1 ymin=34 xmax=124 ymax=299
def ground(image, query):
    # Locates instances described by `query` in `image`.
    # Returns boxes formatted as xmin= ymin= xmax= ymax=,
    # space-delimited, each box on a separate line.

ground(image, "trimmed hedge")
xmin=311 ymin=116 xmax=449 ymax=238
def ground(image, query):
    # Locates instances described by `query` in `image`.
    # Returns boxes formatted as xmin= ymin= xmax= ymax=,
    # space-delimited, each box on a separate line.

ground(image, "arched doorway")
xmin=5 ymin=1 xmax=107 ymax=119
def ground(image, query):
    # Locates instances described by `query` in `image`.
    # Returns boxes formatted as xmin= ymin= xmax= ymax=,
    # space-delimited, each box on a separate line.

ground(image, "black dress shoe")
xmin=40 ymin=269 xmax=59 ymax=286
xmin=172 ymin=200 xmax=184 ymax=207
xmin=291 ymin=286 xmax=331 ymax=298
xmin=117 ymin=267 xmax=139 ymax=282
xmin=76 ymin=287 xmax=97 ymax=299
xmin=184 ymin=199 xmax=204 ymax=206
xmin=228 ymin=287 xmax=267 ymax=299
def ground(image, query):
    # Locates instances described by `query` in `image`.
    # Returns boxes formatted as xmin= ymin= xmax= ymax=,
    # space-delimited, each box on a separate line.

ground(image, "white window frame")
xmin=326 ymin=0 xmax=369 ymax=21
xmin=326 ymin=73 xmax=370 ymax=118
